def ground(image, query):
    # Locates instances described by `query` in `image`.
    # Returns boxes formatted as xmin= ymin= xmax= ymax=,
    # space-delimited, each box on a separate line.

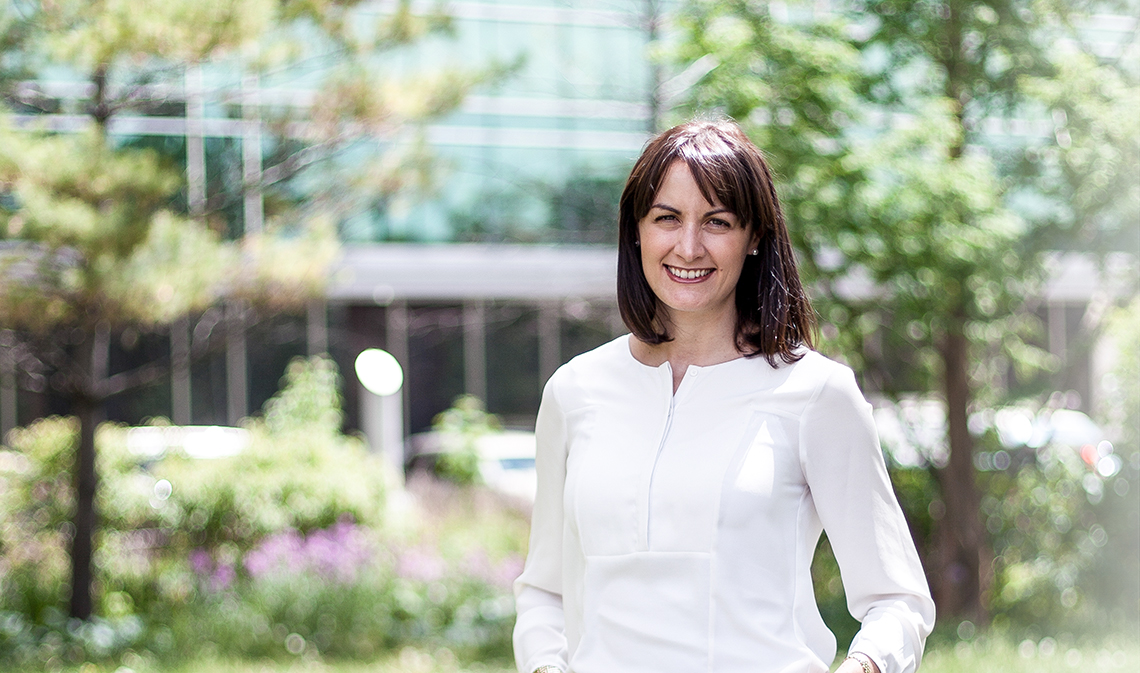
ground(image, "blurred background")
xmin=0 ymin=1 xmax=1136 ymax=672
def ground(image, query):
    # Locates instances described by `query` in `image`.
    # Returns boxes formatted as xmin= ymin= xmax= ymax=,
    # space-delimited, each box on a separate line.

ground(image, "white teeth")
xmin=667 ymin=266 xmax=711 ymax=280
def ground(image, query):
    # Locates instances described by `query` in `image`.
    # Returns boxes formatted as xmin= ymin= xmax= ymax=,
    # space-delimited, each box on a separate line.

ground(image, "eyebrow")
xmin=649 ymin=203 xmax=735 ymax=219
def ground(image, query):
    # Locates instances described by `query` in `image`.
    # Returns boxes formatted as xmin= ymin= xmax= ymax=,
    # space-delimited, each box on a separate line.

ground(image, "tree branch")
xmin=95 ymin=358 xmax=170 ymax=399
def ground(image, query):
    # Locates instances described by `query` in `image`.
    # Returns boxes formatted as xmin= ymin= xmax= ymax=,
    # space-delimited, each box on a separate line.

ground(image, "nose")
xmin=675 ymin=221 xmax=705 ymax=261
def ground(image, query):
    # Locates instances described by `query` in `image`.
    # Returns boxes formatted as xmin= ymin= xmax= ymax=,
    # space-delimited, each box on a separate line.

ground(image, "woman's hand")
xmin=836 ymin=652 xmax=880 ymax=673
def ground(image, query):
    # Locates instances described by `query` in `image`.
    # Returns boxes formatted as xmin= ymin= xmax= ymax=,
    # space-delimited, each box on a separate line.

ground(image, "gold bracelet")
xmin=532 ymin=667 xmax=562 ymax=673
xmin=845 ymin=653 xmax=874 ymax=673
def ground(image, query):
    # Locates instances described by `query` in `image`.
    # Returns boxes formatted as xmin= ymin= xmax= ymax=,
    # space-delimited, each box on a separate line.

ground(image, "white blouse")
xmin=513 ymin=335 xmax=935 ymax=673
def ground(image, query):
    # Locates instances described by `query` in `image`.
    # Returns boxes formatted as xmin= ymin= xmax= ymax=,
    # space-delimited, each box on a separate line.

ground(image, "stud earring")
xmin=749 ymin=249 xmax=759 ymax=256
xmin=635 ymin=240 xmax=640 ymax=247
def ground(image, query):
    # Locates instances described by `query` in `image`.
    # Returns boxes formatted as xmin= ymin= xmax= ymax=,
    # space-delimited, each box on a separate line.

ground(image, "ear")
xmin=748 ymin=226 xmax=763 ymax=252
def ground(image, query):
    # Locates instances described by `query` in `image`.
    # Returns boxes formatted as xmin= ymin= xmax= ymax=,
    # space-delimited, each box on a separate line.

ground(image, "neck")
xmin=630 ymin=308 xmax=742 ymax=372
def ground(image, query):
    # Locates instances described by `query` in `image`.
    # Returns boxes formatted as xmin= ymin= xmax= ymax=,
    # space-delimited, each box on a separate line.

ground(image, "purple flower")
xmin=459 ymin=549 xmax=524 ymax=590
xmin=189 ymin=548 xmax=212 ymax=575
xmin=210 ymin=562 xmax=235 ymax=592
xmin=394 ymin=546 xmax=446 ymax=583
xmin=243 ymin=519 xmax=374 ymax=582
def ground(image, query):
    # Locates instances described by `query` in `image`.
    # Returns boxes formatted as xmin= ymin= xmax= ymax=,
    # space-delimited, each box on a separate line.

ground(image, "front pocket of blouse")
xmin=571 ymin=551 xmax=711 ymax=673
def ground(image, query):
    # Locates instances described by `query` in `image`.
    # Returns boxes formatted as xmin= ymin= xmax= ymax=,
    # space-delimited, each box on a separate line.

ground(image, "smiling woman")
xmin=512 ymin=118 xmax=935 ymax=673
xmin=636 ymin=161 xmax=757 ymax=342
xmin=616 ymin=119 xmax=815 ymax=380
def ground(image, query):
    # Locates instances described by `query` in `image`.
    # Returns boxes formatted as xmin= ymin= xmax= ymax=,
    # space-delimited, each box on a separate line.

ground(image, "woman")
xmin=513 ymin=118 xmax=935 ymax=673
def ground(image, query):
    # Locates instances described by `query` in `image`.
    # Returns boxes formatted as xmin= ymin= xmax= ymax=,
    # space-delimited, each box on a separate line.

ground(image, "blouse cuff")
xmin=848 ymin=605 xmax=928 ymax=673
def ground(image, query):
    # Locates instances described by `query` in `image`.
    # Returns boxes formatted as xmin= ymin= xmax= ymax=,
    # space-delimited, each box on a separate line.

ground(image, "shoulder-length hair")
xmin=616 ymin=117 xmax=815 ymax=366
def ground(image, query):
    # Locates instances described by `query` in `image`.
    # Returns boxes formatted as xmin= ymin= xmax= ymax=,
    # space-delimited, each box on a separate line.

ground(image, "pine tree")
xmin=0 ymin=0 xmax=484 ymax=620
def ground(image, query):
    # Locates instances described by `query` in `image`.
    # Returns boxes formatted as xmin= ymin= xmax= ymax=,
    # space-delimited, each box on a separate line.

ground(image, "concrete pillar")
xmin=0 ymin=337 xmax=15 ymax=442
xmin=171 ymin=317 xmax=191 ymax=425
xmin=463 ymin=300 xmax=487 ymax=402
xmin=386 ymin=301 xmax=411 ymax=438
xmin=307 ymin=299 xmax=328 ymax=356
xmin=226 ymin=302 xmax=247 ymax=425
xmin=1048 ymin=301 xmax=1067 ymax=361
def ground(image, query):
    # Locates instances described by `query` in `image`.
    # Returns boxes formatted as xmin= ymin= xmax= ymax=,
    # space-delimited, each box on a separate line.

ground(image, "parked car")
xmin=406 ymin=429 xmax=537 ymax=501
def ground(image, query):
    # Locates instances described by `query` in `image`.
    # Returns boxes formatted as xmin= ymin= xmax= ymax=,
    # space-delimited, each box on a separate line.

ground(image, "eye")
xmin=707 ymin=218 xmax=733 ymax=229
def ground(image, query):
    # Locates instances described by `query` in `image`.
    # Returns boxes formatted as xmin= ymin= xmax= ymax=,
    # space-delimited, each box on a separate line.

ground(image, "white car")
xmin=407 ymin=429 xmax=537 ymax=501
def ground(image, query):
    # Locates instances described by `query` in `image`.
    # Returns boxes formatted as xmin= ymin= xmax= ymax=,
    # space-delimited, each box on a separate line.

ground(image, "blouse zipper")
xmin=645 ymin=391 xmax=676 ymax=550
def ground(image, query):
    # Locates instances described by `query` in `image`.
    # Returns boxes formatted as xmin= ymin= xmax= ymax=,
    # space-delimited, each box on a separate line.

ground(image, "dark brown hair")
xmin=616 ymin=117 xmax=815 ymax=366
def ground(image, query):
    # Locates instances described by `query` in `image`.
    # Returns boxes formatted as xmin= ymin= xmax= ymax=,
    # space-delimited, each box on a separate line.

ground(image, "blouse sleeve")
xmin=513 ymin=376 xmax=570 ymax=673
xmin=799 ymin=365 xmax=936 ymax=673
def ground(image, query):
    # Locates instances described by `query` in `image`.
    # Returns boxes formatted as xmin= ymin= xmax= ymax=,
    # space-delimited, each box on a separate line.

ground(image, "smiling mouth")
xmin=666 ymin=265 xmax=712 ymax=281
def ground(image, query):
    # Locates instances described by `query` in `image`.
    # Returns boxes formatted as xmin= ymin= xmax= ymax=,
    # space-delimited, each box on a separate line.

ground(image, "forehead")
xmin=653 ymin=159 xmax=731 ymax=210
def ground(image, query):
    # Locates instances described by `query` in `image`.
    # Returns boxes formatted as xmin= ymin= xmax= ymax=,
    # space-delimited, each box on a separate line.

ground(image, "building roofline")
xmin=326 ymin=244 xmax=1136 ymax=304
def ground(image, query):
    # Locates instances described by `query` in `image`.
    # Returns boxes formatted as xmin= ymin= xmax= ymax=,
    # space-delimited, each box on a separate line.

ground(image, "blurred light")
xmin=127 ymin=425 xmax=248 ymax=459
xmin=1097 ymin=454 xmax=1123 ymax=478
xmin=1019 ymin=640 xmax=1037 ymax=659
xmin=1080 ymin=444 xmax=1098 ymax=466
xmin=1053 ymin=514 xmax=1071 ymax=533
xmin=1047 ymin=409 xmax=1103 ymax=447
xmin=1114 ymin=478 xmax=1130 ymax=497
xmin=183 ymin=426 xmax=247 ymax=458
xmin=285 ymin=633 xmax=305 ymax=655
xmin=995 ymin=409 xmax=1034 ymax=447
xmin=1083 ymin=474 xmax=1104 ymax=501
xmin=355 ymin=348 xmax=403 ymax=396
xmin=154 ymin=479 xmax=172 ymax=500
xmin=957 ymin=620 xmax=976 ymax=640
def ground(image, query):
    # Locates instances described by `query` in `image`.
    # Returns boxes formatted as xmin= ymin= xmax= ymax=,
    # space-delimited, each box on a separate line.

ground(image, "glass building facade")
xmin=2 ymin=0 xmax=672 ymax=441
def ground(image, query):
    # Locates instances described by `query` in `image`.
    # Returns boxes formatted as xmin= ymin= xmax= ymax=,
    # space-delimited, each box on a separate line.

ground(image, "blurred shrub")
xmin=93 ymin=357 xmax=387 ymax=622
xmin=0 ymin=356 xmax=521 ymax=668
xmin=811 ymin=396 xmax=1135 ymax=643
xmin=431 ymin=395 xmax=500 ymax=485
xmin=162 ymin=517 xmax=519 ymax=663
xmin=872 ymin=408 xmax=1135 ymax=637
xmin=1083 ymin=297 xmax=1140 ymax=626
xmin=977 ymin=434 xmax=1108 ymax=632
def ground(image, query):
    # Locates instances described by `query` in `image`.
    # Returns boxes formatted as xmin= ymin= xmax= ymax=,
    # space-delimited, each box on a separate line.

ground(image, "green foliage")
xmin=809 ymin=535 xmax=860 ymax=649
xmin=1020 ymin=49 xmax=1140 ymax=252
xmin=1082 ymin=297 xmax=1140 ymax=623
xmin=677 ymin=0 xmax=1136 ymax=624
xmin=0 ymin=418 xmax=77 ymax=623
xmin=0 ymin=0 xmax=497 ymax=619
xmin=103 ymin=357 xmax=384 ymax=560
xmin=977 ymin=441 xmax=1102 ymax=631
xmin=917 ymin=633 xmax=1139 ymax=673
xmin=0 ymin=357 xmax=523 ymax=668
xmin=262 ymin=355 xmax=345 ymax=436
xmin=1104 ymin=297 xmax=1140 ymax=449
xmin=430 ymin=395 xmax=500 ymax=486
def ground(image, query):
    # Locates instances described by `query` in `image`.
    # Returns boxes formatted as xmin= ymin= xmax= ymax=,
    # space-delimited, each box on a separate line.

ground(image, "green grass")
xmin=916 ymin=636 xmax=1139 ymax=673
xmin=15 ymin=647 xmax=516 ymax=673
xmin=20 ymin=637 xmax=1140 ymax=673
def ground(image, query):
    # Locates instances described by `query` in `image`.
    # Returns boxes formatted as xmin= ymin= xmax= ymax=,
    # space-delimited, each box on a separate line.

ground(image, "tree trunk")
xmin=69 ymin=395 xmax=98 ymax=620
xmin=931 ymin=316 xmax=992 ymax=623
xmin=68 ymin=326 xmax=108 ymax=620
